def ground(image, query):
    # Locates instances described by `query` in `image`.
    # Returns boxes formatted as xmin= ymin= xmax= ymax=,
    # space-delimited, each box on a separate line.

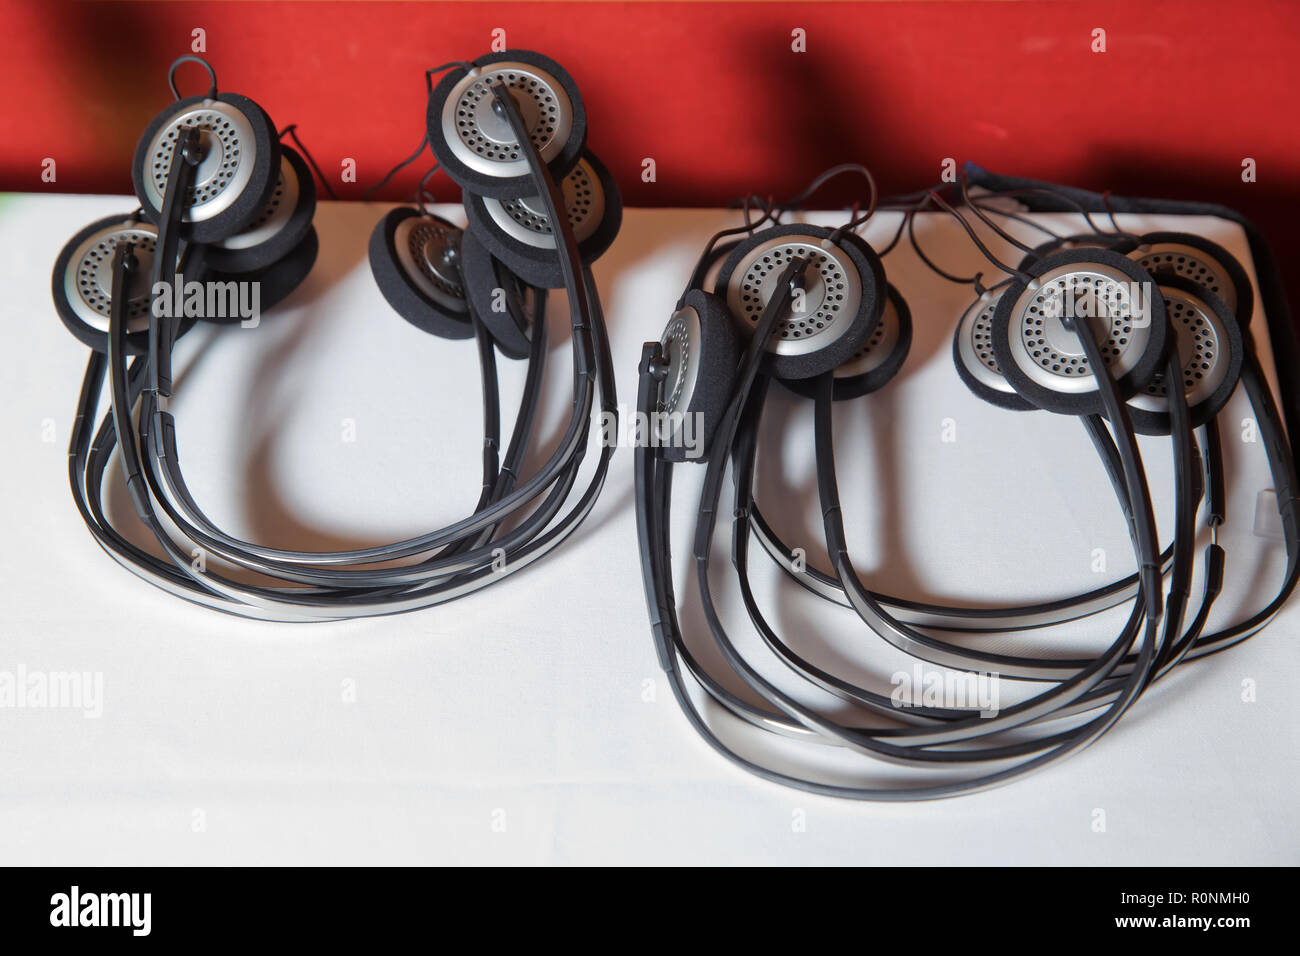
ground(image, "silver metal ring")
xmin=394 ymin=216 xmax=466 ymax=312
xmin=957 ymin=288 xmax=1017 ymax=395
xmin=143 ymin=99 xmax=256 ymax=222
xmin=724 ymin=236 xmax=862 ymax=358
xmin=63 ymin=219 xmax=159 ymax=334
xmin=658 ymin=305 xmax=702 ymax=443
xmin=481 ymin=157 xmax=603 ymax=250
xmin=836 ymin=290 xmax=899 ymax=378
xmin=214 ymin=152 xmax=298 ymax=251
xmin=440 ymin=62 xmax=573 ymax=179
xmin=1005 ymin=262 xmax=1153 ymax=394
xmin=1129 ymin=285 xmax=1229 ymax=412
xmin=1131 ymin=241 xmax=1236 ymax=314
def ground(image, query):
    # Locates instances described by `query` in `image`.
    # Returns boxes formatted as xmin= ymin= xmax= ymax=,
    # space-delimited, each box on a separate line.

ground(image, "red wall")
xmin=4 ymin=1 xmax=1298 ymax=296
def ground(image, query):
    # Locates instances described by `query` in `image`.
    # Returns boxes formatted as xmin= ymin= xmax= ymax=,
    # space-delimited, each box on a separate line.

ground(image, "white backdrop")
xmin=1 ymin=194 xmax=1296 ymax=865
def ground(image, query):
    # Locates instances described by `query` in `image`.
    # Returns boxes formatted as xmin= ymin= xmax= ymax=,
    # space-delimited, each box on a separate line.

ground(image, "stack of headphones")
xmin=54 ymin=50 xmax=619 ymax=621
xmin=53 ymin=56 xmax=322 ymax=357
xmin=635 ymin=167 xmax=1299 ymax=800
xmin=370 ymin=50 xmax=621 ymax=363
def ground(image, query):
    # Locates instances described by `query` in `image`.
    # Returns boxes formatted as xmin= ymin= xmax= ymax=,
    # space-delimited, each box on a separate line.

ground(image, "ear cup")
xmin=656 ymin=290 xmax=740 ymax=463
xmin=714 ymin=223 xmax=884 ymax=381
xmin=990 ymin=248 xmax=1169 ymax=416
xmin=952 ymin=286 xmax=1035 ymax=412
xmin=201 ymin=145 xmax=316 ymax=274
xmin=1127 ymin=275 xmax=1243 ymax=435
xmin=1128 ymin=231 xmax=1254 ymax=329
xmin=132 ymin=92 xmax=280 ymax=244
xmin=368 ymin=207 xmax=474 ymax=340
xmin=198 ymin=225 xmax=319 ymax=321
xmin=52 ymin=213 xmax=176 ymax=354
xmin=1017 ymin=231 xmax=1137 ymax=272
xmin=459 ymin=226 xmax=539 ymax=359
xmin=782 ymin=284 xmax=912 ymax=400
xmin=462 ymin=149 xmax=622 ymax=289
xmin=427 ymin=49 xmax=587 ymax=199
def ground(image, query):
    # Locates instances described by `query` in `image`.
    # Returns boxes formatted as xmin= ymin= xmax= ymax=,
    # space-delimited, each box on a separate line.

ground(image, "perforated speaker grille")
xmin=455 ymin=68 xmax=560 ymax=161
xmin=501 ymin=160 xmax=596 ymax=235
xmin=1134 ymin=245 xmax=1236 ymax=313
xmin=1020 ymin=273 xmax=1138 ymax=377
xmin=662 ymin=313 xmax=692 ymax=414
xmin=407 ymin=220 xmax=464 ymax=298
xmin=243 ymin=168 xmax=285 ymax=232
xmin=76 ymin=227 xmax=157 ymax=320
xmin=971 ymin=296 xmax=1002 ymax=373
xmin=482 ymin=157 xmax=606 ymax=250
xmin=657 ymin=305 xmax=702 ymax=441
xmin=214 ymin=152 xmax=300 ymax=253
xmin=831 ymin=291 xmax=902 ymax=381
xmin=151 ymin=111 xmax=238 ymax=204
xmin=859 ymin=315 xmax=886 ymax=354
xmin=142 ymin=100 xmax=257 ymax=222
xmin=1144 ymin=294 xmax=1219 ymax=399
xmin=736 ymin=243 xmax=850 ymax=341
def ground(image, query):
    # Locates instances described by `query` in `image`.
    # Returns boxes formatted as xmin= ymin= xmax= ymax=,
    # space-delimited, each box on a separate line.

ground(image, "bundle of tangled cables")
xmin=635 ymin=164 xmax=1298 ymax=799
xmin=56 ymin=51 xmax=619 ymax=621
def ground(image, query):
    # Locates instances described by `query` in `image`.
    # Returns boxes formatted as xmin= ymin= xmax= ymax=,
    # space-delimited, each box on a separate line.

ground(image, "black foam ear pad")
xmin=656 ymin=290 xmax=740 ymax=463
xmin=1017 ymin=231 xmax=1138 ymax=272
xmin=132 ymin=92 xmax=280 ymax=244
xmin=990 ymin=248 xmax=1170 ymax=417
xmin=714 ymin=223 xmax=884 ymax=381
xmin=1128 ymin=231 xmax=1254 ymax=330
xmin=368 ymin=207 xmax=474 ymax=340
xmin=52 ymin=213 xmax=186 ymax=354
xmin=782 ymin=284 xmax=912 ymax=401
xmin=951 ymin=287 xmax=1035 ymax=412
xmin=201 ymin=145 xmax=316 ymax=274
xmin=1127 ymin=274 xmax=1244 ymax=436
xmin=462 ymin=149 xmax=622 ymax=290
xmin=427 ymin=49 xmax=587 ymax=199
xmin=459 ymin=226 xmax=539 ymax=359
xmin=198 ymin=226 xmax=319 ymax=322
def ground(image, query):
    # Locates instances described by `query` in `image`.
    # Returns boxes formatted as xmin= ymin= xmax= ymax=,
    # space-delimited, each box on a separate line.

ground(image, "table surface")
xmin=1 ymin=193 xmax=1296 ymax=865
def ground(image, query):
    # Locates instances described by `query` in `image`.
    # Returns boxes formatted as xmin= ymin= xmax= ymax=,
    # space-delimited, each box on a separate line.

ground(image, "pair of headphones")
xmin=946 ymin=177 xmax=1297 ymax=661
xmin=652 ymin=166 xmax=911 ymax=462
xmin=56 ymin=51 xmax=620 ymax=621
xmin=635 ymin=167 xmax=1299 ymax=800
xmin=951 ymin=185 xmax=1247 ymax=435
xmin=53 ymin=56 xmax=322 ymax=359
xmin=368 ymin=50 xmax=621 ymax=362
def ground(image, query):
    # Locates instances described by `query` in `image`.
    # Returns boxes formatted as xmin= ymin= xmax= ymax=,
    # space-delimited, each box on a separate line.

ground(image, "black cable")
xmin=73 ymin=55 xmax=618 ymax=618
xmin=279 ymin=124 xmax=338 ymax=200
xmin=364 ymin=133 xmax=428 ymax=201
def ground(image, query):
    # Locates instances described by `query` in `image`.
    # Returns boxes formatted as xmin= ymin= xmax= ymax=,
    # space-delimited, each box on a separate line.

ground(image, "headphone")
xmin=960 ymin=181 xmax=1297 ymax=657
xmin=635 ymin=167 xmax=1299 ymax=800
xmin=368 ymin=51 xmax=622 ymax=354
xmin=55 ymin=51 xmax=620 ymax=621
